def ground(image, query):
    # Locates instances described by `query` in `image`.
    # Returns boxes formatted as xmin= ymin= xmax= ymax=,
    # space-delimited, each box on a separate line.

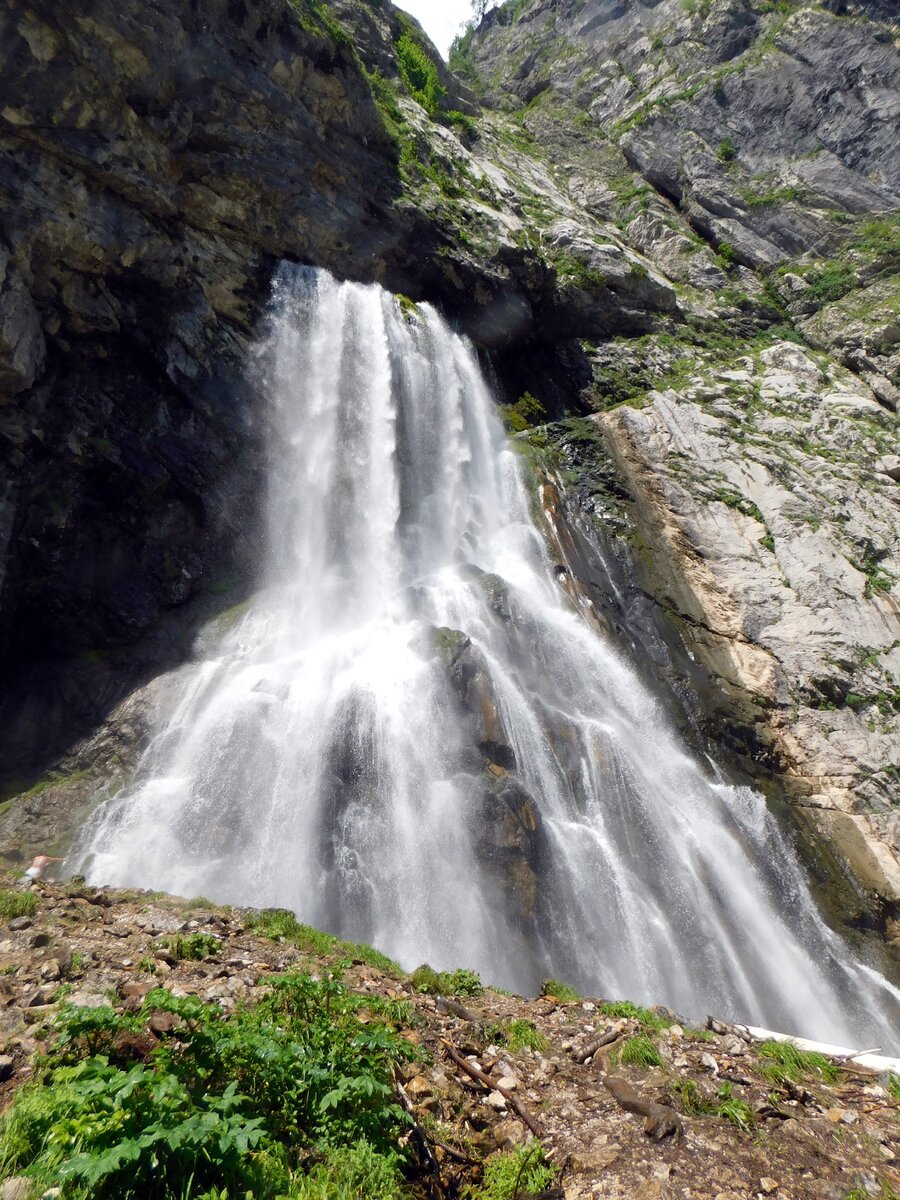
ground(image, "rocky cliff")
xmin=0 ymin=0 xmax=898 ymax=961
xmin=453 ymin=0 xmax=900 ymax=949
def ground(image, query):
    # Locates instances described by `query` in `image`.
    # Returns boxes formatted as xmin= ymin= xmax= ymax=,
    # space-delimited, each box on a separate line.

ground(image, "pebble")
xmin=486 ymin=1090 xmax=507 ymax=1110
xmin=701 ymin=1052 xmax=719 ymax=1073
xmin=759 ymin=1179 xmax=779 ymax=1195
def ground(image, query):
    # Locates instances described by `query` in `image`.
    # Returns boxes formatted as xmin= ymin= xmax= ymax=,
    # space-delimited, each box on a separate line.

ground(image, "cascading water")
xmin=72 ymin=266 xmax=900 ymax=1047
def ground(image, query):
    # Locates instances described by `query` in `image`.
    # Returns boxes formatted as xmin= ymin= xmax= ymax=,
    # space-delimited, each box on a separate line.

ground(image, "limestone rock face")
xmin=461 ymin=0 xmax=900 ymax=946
xmin=468 ymin=0 xmax=899 ymax=267
xmin=582 ymin=341 xmax=899 ymax=932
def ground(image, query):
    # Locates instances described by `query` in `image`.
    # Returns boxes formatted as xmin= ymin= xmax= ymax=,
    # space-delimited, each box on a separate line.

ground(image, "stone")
xmin=8 ymin=917 xmax=32 ymax=931
xmin=875 ymin=455 xmax=900 ymax=482
xmin=0 ymin=1053 xmax=13 ymax=1079
xmin=0 ymin=1179 xmax=33 ymax=1200
xmin=121 ymin=981 xmax=153 ymax=999
xmin=66 ymin=991 xmax=112 ymax=1009
xmin=759 ymin=1180 xmax=779 ymax=1196
xmin=486 ymin=1090 xmax=507 ymax=1110
xmin=493 ymin=1116 xmax=527 ymax=1148
xmin=405 ymin=1075 xmax=433 ymax=1099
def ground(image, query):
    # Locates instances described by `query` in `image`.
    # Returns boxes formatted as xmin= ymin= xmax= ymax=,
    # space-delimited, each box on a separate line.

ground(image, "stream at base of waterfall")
xmin=70 ymin=267 xmax=900 ymax=1048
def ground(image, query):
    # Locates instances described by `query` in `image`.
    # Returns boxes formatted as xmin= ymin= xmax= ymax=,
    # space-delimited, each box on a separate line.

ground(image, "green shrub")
xmin=805 ymin=261 xmax=856 ymax=305
xmin=446 ymin=109 xmax=477 ymax=137
xmin=553 ymin=250 xmax=606 ymax=294
xmin=396 ymin=33 xmax=446 ymax=116
xmin=409 ymin=964 xmax=483 ymax=997
xmin=717 ymin=136 xmax=737 ymax=163
xmin=0 ymin=887 xmax=38 ymax=921
xmin=499 ymin=390 xmax=546 ymax=432
xmin=0 ymin=974 xmax=415 ymax=1199
xmin=671 ymin=1077 xmax=713 ymax=1115
xmin=157 ymin=932 xmax=221 ymax=961
xmin=467 ymin=1143 xmax=558 ymax=1199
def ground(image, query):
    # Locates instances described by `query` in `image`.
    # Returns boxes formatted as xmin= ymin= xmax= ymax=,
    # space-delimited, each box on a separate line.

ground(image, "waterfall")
xmin=72 ymin=266 xmax=900 ymax=1047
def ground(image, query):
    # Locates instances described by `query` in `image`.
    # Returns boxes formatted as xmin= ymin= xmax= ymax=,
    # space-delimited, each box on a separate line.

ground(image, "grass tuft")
xmin=466 ymin=1142 xmax=558 ymax=1199
xmin=0 ymin=888 xmax=38 ymax=921
xmin=540 ymin=978 xmax=580 ymax=1003
xmin=619 ymin=1035 xmax=663 ymax=1067
xmin=756 ymin=1039 xmax=840 ymax=1086
xmin=245 ymin=909 xmax=403 ymax=976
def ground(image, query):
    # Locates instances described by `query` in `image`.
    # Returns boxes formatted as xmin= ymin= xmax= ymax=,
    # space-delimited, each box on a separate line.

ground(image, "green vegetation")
xmin=717 ymin=136 xmax=737 ymax=163
xmin=619 ymin=1034 xmax=663 ymax=1067
xmin=365 ymin=68 xmax=407 ymax=147
xmin=598 ymin=1000 xmax=672 ymax=1032
xmin=499 ymin=390 xmax=546 ymax=432
xmin=714 ymin=1081 xmax=754 ymax=1130
xmin=540 ymin=978 xmax=580 ymax=1002
xmin=466 ymin=1143 xmax=558 ymax=1199
xmin=887 ymin=1073 xmax=900 ymax=1100
xmin=710 ymin=487 xmax=765 ymax=524
xmin=553 ymin=250 xmax=606 ymax=294
xmin=850 ymin=548 xmax=894 ymax=598
xmin=773 ymin=213 xmax=900 ymax=311
xmin=245 ymin=909 xmax=402 ymax=976
xmin=484 ymin=1018 xmax=550 ymax=1053
xmin=395 ymin=293 xmax=419 ymax=322
xmin=671 ymin=1078 xmax=753 ymax=1129
xmin=396 ymin=32 xmax=446 ymax=117
xmin=755 ymin=1039 xmax=841 ymax=1086
xmin=671 ymin=1077 xmax=709 ymax=1115
xmin=0 ymin=887 xmax=38 ymax=921
xmin=409 ymin=964 xmax=484 ymax=997
xmin=738 ymin=183 xmax=805 ymax=208
xmin=804 ymin=261 xmax=856 ymax=306
xmin=156 ymin=932 xmax=222 ymax=961
xmin=0 ymin=973 xmax=415 ymax=1199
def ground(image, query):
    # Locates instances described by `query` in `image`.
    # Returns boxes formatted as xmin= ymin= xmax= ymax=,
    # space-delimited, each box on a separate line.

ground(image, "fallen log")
xmin=569 ymin=1026 xmax=622 ymax=1064
xmin=435 ymin=996 xmax=480 ymax=1022
xmin=442 ymin=1039 xmax=543 ymax=1137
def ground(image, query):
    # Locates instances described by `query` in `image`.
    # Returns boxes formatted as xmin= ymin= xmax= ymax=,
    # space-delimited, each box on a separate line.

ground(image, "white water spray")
xmin=73 ymin=267 xmax=900 ymax=1046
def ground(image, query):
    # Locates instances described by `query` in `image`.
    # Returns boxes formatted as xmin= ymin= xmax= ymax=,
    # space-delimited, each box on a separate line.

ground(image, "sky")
xmin=393 ymin=0 xmax=476 ymax=59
